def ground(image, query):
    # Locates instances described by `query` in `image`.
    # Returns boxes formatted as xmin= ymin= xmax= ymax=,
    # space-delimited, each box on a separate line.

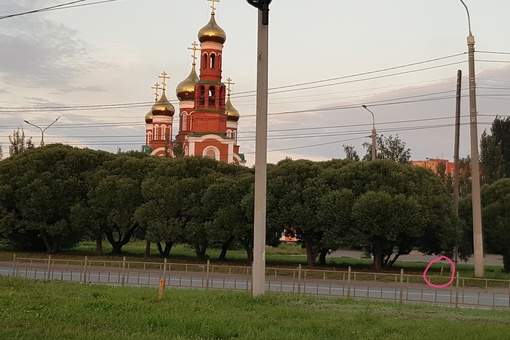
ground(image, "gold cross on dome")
xmin=187 ymin=41 xmax=200 ymax=65
xmin=208 ymin=0 xmax=220 ymax=14
xmin=225 ymin=77 xmax=235 ymax=97
xmin=159 ymin=71 xmax=169 ymax=91
xmin=151 ymin=82 xmax=161 ymax=101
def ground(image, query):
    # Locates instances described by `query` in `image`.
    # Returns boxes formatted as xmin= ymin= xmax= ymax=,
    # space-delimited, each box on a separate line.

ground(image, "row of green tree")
xmin=0 ymin=144 xmax=460 ymax=270
xmin=1 ymin=115 xmax=510 ymax=271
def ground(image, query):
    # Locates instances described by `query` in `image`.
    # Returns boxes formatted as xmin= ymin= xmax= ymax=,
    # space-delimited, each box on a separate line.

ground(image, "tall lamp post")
xmin=247 ymin=0 xmax=271 ymax=296
xmin=23 ymin=117 xmax=60 ymax=147
xmin=361 ymin=105 xmax=377 ymax=161
xmin=460 ymin=0 xmax=484 ymax=277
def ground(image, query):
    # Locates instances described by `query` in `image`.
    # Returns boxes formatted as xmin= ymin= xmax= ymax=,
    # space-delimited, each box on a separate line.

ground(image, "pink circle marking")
xmin=422 ymin=255 xmax=456 ymax=289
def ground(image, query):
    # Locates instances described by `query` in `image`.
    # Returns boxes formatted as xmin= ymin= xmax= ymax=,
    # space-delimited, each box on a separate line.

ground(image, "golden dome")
xmin=145 ymin=110 xmax=153 ymax=124
xmin=225 ymin=97 xmax=240 ymax=122
xmin=176 ymin=65 xmax=199 ymax=101
xmin=198 ymin=13 xmax=226 ymax=44
xmin=151 ymin=91 xmax=175 ymax=116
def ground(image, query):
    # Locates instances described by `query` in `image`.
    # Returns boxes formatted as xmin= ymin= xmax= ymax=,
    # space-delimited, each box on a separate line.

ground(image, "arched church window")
xmin=226 ymin=129 xmax=232 ymax=138
xmin=154 ymin=125 xmax=159 ymax=140
xmin=209 ymin=87 xmax=216 ymax=106
xmin=147 ymin=131 xmax=153 ymax=143
xmin=199 ymin=86 xmax=205 ymax=105
xmin=218 ymin=54 xmax=222 ymax=71
xmin=181 ymin=113 xmax=188 ymax=130
xmin=210 ymin=53 xmax=216 ymax=69
xmin=202 ymin=53 xmax=208 ymax=69
xmin=161 ymin=125 xmax=166 ymax=140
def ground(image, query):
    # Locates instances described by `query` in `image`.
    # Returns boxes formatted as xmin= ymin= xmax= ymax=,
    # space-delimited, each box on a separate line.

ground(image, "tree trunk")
xmin=219 ymin=236 xmax=234 ymax=261
xmin=157 ymin=241 xmax=173 ymax=257
xmin=95 ymin=235 xmax=103 ymax=255
xmin=503 ymin=250 xmax=510 ymax=273
xmin=144 ymin=240 xmax=150 ymax=258
xmin=305 ymin=244 xmax=318 ymax=266
xmin=241 ymin=238 xmax=253 ymax=265
xmin=194 ymin=240 xmax=208 ymax=259
xmin=372 ymin=241 xmax=383 ymax=271
xmin=40 ymin=233 xmax=57 ymax=254
xmin=318 ymin=248 xmax=328 ymax=266
xmin=111 ymin=242 xmax=123 ymax=255
xmin=105 ymin=224 xmax=138 ymax=255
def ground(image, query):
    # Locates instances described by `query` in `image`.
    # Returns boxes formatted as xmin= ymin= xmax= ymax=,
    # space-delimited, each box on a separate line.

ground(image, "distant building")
xmin=411 ymin=158 xmax=454 ymax=174
xmin=143 ymin=2 xmax=245 ymax=165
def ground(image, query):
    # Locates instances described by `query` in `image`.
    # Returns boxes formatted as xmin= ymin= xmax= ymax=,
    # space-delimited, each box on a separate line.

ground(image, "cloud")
xmin=0 ymin=1 xmax=101 ymax=91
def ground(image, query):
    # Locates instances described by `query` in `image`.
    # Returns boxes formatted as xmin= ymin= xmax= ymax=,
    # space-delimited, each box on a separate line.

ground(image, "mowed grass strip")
xmin=1 ymin=277 xmax=509 ymax=340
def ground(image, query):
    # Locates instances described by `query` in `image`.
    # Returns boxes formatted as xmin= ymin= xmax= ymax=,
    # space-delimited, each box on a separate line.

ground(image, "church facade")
xmin=143 ymin=2 xmax=245 ymax=165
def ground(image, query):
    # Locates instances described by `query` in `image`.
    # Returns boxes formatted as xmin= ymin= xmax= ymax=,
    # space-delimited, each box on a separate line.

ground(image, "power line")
xmin=0 ymin=0 xmax=118 ymax=20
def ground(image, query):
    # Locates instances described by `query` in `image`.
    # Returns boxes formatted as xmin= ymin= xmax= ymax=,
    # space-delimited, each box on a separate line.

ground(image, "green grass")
xmin=0 ymin=276 xmax=509 ymax=340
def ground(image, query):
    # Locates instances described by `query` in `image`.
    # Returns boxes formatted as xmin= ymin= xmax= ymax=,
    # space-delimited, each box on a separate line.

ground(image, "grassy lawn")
xmin=0 ymin=276 xmax=509 ymax=340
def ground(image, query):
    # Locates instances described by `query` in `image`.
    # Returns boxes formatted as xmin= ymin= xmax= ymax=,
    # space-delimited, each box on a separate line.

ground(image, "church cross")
xmin=159 ymin=71 xmax=169 ymax=91
xmin=187 ymin=41 xmax=200 ymax=65
xmin=151 ymin=82 xmax=161 ymax=101
xmin=208 ymin=0 xmax=220 ymax=14
xmin=225 ymin=77 xmax=235 ymax=97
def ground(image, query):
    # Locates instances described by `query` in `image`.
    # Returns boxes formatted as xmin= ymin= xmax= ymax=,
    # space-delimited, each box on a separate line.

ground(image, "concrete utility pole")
xmin=453 ymin=69 xmax=462 ymax=266
xmin=23 ymin=117 xmax=60 ymax=147
xmin=247 ymin=0 xmax=271 ymax=296
xmin=460 ymin=0 xmax=484 ymax=277
xmin=361 ymin=105 xmax=377 ymax=161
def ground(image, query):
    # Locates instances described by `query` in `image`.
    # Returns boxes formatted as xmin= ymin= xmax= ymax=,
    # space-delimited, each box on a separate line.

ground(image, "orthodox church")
xmin=143 ymin=1 xmax=245 ymax=165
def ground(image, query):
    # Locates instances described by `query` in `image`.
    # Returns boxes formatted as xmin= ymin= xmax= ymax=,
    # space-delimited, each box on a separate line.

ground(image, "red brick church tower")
xmin=144 ymin=0 xmax=245 ymax=165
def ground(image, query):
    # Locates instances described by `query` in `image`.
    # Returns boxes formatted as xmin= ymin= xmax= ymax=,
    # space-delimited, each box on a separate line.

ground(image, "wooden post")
xmin=121 ymin=256 xmax=126 ymax=286
xmin=83 ymin=256 xmax=88 ymax=284
xmin=12 ymin=253 xmax=16 ymax=276
xmin=297 ymin=264 xmax=302 ymax=295
xmin=47 ymin=255 xmax=52 ymax=280
xmin=159 ymin=279 xmax=165 ymax=301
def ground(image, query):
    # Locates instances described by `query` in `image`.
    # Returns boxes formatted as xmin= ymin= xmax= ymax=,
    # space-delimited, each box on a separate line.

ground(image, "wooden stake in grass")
xmin=159 ymin=279 xmax=165 ymax=301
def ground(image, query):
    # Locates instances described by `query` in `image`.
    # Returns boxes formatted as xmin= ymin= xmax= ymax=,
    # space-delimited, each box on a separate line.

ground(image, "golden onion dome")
xmin=176 ymin=65 xmax=199 ymax=101
xmin=151 ymin=91 xmax=175 ymax=116
xmin=198 ymin=13 xmax=226 ymax=44
xmin=145 ymin=110 xmax=153 ymax=124
xmin=225 ymin=97 xmax=240 ymax=122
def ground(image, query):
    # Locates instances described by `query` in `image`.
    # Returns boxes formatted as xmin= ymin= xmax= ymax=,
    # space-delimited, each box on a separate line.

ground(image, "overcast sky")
xmin=1 ymin=0 xmax=509 ymax=166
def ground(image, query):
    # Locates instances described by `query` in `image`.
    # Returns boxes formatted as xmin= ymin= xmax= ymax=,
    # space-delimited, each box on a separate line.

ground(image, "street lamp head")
xmin=362 ymin=105 xmax=367 ymax=109
xmin=247 ymin=0 xmax=271 ymax=25
xmin=23 ymin=120 xmax=30 ymax=124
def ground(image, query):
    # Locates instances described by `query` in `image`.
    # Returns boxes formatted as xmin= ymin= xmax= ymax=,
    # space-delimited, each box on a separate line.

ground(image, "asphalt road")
xmin=330 ymin=249 xmax=504 ymax=266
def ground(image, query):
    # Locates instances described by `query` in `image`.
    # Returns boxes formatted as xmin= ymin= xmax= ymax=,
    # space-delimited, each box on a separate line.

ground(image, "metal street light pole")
xmin=362 ymin=105 xmax=376 ymax=161
xmin=460 ymin=0 xmax=484 ymax=277
xmin=247 ymin=0 xmax=271 ymax=296
xmin=23 ymin=117 xmax=60 ymax=147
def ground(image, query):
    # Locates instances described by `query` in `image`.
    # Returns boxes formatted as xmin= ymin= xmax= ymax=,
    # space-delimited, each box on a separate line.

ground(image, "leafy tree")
xmin=0 ymin=145 xmax=110 ymax=252
xmin=316 ymin=188 xmax=355 ymax=265
xmin=362 ymin=134 xmax=411 ymax=162
xmin=267 ymin=159 xmax=328 ymax=266
xmin=480 ymin=179 xmax=510 ymax=272
xmin=480 ymin=116 xmax=510 ymax=184
xmin=460 ymin=178 xmax=510 ymax=272
xmin=75 ymin=155 xmax=161 ymax=255
xmin=343 ymin=134 xmax=411 ymax=162
xmin=325 ymin=161 xmax=458 ymax=270
xmin=202 ymin=171 xmax=255 ymax=262
xmin=9 ymin=128 xmax=34 ymax=156
xmin=342 ymin=145 xmax=360 ymax=161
